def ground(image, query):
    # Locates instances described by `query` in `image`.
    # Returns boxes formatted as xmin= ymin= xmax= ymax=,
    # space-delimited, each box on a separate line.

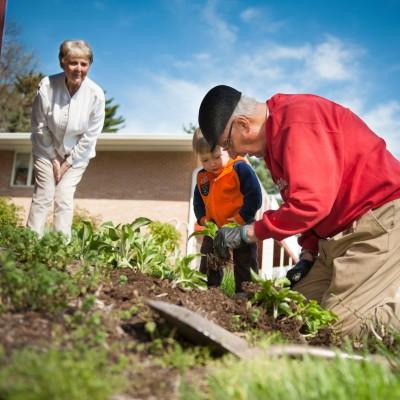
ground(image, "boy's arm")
xmin=233 ymin=161 xmax=262 ymax=224
xmin=193 ymin=185 xmax=206 ymax=225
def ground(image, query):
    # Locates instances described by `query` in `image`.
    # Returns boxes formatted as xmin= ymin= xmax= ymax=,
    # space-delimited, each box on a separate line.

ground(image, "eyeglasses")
xmin=221 ymin=120 xmax=234 ymax=151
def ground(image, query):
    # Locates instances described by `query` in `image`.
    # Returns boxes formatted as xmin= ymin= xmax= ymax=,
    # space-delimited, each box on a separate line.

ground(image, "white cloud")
xmin=194 ymin=53 xmax=211 ymax=61
xmin=363 ymin=101 xmax=400 ymax=157
xmin=268 ymin=44 xmax=310 ymax=60
xmin=202 ymin=0 xmax=237 ymax=46
xmin=306 ymin=36 xmax=360 ymax=81
xmin=119 ymin=35 xmax=365 ymax=133
xmin=117 ymin=4 xmax=399 ymax=153
xmin=240 ymin=7 xmax=258 ymax=22
xmin=121 ymin=75 xmax=206 ymax=134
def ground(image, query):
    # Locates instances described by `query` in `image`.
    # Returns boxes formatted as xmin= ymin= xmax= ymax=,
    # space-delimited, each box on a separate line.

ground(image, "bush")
xmin=148 ymin=221 xmax=181 ymax=254
xmin=0 ymin=251 xmax=78 ymax=313
xmin=0 ymin=225 xmax=78 ymax=269
xmin=0 ymin=197 xmax=22 ymax=226
xmin=72 ymin=205 xmax=102 ymax=231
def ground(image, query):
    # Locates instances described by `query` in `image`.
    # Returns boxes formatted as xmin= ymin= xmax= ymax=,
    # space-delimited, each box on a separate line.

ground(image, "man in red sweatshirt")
xmin=198 ymin=84 xmax=400 ymax=337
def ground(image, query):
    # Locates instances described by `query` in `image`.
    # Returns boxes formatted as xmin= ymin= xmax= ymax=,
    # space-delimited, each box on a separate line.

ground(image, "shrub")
xmin=0 ymin=197 xmax=22 ymax=226
xmin=72 ymin=205 xmax=102 ymax=231
xmin=0 ymin=225 xmax=78 ymax=269
xmin=0 ymin=251 xmax=78 ymax=313
xmin=148 ymin=221 xmax=181 ymax=254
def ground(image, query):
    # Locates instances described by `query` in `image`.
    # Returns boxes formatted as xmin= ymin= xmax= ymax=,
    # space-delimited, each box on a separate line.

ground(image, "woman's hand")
xmin=52 ymin=159 xmax=61 ymax=183
xmin=59 ymin=160 xmax=71 ymax=180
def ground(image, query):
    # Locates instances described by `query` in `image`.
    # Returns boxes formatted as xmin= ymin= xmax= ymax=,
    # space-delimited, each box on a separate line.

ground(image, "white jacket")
xmin=31 ymin=72 xmax=105 ymax=167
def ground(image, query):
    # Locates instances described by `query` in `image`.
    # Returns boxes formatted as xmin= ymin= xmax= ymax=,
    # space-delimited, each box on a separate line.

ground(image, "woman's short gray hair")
xmin=231 ymin=94 xmax=258 ymax=118
xmin=59 ymin=40 xmax=93 ymax=67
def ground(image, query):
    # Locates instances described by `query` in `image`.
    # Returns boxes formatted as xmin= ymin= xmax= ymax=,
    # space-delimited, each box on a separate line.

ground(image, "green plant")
xmin=0 ymin=347 xmax=126 ymax=400
xmin=250 ymin=273 xmax=337 ymax=336
xmin=188 ymin=220 xmax=219 ymax=240
xmin=220 ymin=267 xmax=236 ymax=297
xmin=0 ymin=251 xmax=78 ymax=313
xmin=181 ymin=352 xmax=400 ymax=400
xmin=172 ymin=254 xmax=207 ymax=290
xmin=160 ymin=343 xmax=211 ymax=371
xmin=148 ymin=221 xmax=181 ymax=254
xmin=100 ymin=219 xmax=152 ymax=268
xmin=0 ymin=197 xmax=22 ymax=226
xmin=63 ymin=295 xmax=108 ymax=348
xmin=0 ymin=224 xmax=78 ymax=269
xmin=189 ymin=221 xmax=232 ymax=274
xmin=72 ymin=206 xmax=102 ymax=231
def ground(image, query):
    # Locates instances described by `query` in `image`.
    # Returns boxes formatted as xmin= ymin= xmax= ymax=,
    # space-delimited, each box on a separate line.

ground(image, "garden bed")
xmin=0 ymin=198 xmax=398 ymax=400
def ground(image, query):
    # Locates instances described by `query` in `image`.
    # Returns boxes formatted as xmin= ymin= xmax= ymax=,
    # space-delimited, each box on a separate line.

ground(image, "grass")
xmin=220 ymin=267 xmax=236 ymax=297
xmin=181 ymin=352 xmax=400 ymax=400
xmin=0 ymin=347 xmax=127 ymax=400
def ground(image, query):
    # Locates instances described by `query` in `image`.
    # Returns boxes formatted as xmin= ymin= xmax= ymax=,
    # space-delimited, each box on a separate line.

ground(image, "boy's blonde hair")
xmin=192 ymin=128 xmax=212 ymax=155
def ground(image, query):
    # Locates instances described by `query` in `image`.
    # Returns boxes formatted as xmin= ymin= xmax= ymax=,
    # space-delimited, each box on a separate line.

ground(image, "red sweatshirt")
xmin=254 ymin=93 xmax=400 ymax=253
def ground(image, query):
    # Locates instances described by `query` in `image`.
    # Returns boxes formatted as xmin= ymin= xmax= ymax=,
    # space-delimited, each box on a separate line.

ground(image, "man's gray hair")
xmin=59 ymin=40 xmax=93 ymax=67
xmin=231 ymin=94 xmax=258 ymax=118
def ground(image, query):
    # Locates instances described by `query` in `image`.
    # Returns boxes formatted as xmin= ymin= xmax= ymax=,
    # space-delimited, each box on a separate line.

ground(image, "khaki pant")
xmin=294 ymin=198 xmax=400 ymax=337
xmin=27 ymin=157 xmax=86 ymax=240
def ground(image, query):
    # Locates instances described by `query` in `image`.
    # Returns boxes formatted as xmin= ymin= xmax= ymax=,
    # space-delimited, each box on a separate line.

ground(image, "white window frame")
xmin=10 ymin=151 xmax=34 ymax=188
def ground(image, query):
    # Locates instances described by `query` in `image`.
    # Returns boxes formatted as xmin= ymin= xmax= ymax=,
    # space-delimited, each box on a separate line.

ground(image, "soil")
xmin=0 ymin=268 xmax=336 ymax=399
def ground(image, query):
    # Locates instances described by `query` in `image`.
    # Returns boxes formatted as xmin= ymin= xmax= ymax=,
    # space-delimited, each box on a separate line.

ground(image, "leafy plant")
xmin=0 ymin=251 xmax=78 ymax=313
xmin=189 ymin=221 xmax=231 ymax=276
xmin=72 ymin=206 xmax=101 ymax=231
xmin=250 ymin=273 xmax=338 ymax=336
xmin=1 ymin=224 xmax=77 ymax=269
xmin=63 ymin=295 xmax=108 ymax=349
xmin=0 ymin=197 xmax=22 ymax=226
xmin=188 ymin=220 xmax=219 ymax=240
xmin=148 ymin=221 xmax=181 ymax=254
xmin=159 ymin=343 xmax=211 ymax=372
xmin=172 ymin=254 xmax=207 ymax=290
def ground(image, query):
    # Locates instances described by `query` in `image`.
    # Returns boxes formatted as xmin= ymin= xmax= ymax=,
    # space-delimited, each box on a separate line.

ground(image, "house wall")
xmin=0 ymin=149 xmax=197 ymax=248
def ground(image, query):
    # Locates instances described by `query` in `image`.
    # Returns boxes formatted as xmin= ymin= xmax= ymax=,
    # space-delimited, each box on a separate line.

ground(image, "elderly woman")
xmin=27 ymin=39 xmax=105 ymax=240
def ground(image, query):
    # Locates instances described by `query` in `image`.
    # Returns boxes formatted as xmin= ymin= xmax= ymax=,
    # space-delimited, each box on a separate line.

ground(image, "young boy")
xmin=192 ymin=128 xmax=262 ymax=293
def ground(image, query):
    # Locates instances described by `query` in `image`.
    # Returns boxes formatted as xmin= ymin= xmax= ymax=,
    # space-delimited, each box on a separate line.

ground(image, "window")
xmin=11 ymin=153 xmax=35 ymax=187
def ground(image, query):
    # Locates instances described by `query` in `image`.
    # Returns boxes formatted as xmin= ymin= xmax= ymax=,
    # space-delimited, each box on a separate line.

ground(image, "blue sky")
xmin=5 ymin=0 xmax=400 ymax=156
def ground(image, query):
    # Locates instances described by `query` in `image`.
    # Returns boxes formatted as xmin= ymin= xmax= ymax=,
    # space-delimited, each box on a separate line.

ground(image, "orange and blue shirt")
xmin=193 ymin=157 xmax=262 ymax=228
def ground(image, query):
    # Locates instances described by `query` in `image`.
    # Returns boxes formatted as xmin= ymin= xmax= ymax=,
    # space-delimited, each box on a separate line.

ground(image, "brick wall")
xmin=1 ymin=149 xmax=197 ymax=250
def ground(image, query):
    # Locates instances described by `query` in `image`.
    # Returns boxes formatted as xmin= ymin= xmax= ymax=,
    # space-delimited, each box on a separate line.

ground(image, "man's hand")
xmin=214 ymin=225 xmax=247 ymax=259
xmin=286 ymin=259 xmax=314 ymax=288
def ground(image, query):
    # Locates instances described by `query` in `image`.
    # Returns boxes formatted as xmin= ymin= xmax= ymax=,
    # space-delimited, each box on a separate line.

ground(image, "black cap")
xmin=198 ymin=85 xmax=241 ymax=150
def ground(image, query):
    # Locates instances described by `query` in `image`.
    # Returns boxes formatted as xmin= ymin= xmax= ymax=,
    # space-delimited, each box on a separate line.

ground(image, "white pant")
xmin=27 ymin=156 xmax=86 ymax=240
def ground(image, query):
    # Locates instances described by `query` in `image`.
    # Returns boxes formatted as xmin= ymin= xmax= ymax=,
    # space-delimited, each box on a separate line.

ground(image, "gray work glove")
xmin=286 ymin=259 xmax=314 ymax=288
xmin=214 ymin=225 xmax=248 ymax=260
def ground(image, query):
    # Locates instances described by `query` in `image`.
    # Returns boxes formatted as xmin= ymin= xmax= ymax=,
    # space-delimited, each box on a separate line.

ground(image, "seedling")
xmin=250 ymin=272 xmax=338 ymax=336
